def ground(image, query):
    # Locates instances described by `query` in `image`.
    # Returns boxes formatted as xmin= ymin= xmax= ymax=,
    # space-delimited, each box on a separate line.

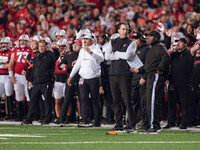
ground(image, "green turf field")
xmin=0 ymin=124 xmax=200 ymax=150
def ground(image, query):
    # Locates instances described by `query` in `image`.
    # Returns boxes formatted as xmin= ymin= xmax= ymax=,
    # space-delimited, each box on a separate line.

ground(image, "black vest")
xmin=109 ymin=37 xmax=132 ymax=76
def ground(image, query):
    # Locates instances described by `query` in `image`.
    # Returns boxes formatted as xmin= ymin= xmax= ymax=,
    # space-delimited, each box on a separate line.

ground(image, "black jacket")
xmin=31 ymin=49 xmax=60 ymax=85
xmin=144 ymin=40 xmax=170 ymax=77
xmin=170 ymin=48 xmax=194 ymax=86
xmin=133 ymin=40 xmax=150 ymax=81
xmin=57 ymin=51 xmax=80 ymax=83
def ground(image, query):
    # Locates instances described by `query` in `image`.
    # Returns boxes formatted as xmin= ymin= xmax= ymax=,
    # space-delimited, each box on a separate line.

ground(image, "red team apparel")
xmin=0 ymin=50 xmax=12 ymax=75
xmin=13 ymin=47 xmax=32 ymax=74
xmin=55 ymin=56 xmax=68 ymax=74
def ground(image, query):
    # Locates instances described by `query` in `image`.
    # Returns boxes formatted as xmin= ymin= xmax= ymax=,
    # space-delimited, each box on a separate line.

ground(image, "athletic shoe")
xmin=179 ymin=124 xmax=187 ymax=129
xmin=127 ymin=128 xmax=137 ymax=134
xmin=53 ymin=118 xmax=60 ymax=124
xmin=59 ymin=123 xmax=65 ymax=127
xmin=78 ymin=122 xmax=93 ymax=128
xmin=21 ymin=120 xmax=32 ymax=125
xmin=163 ymin=124 xmax=175 ymax=129
xmin=139 ymin=128 xmax=158 ymax=134
xmin=92 ymin=122 xmax=101 ymax=127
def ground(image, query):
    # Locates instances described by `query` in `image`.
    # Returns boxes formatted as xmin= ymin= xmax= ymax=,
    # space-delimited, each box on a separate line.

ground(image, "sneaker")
xmin=107 ymin=126 xmax=125 ymax=133
xmin=148 ymin=128 xmax=158 ymax=134
xmin=78 ymin=122 xmax=93 ymax=128
xmin=59 ymin=123 xmax=65 ymax=127
xmin=4 ymin=115 xmax=11 ymax=120
xmin=163 ymin=124 xmax=175 ymax=129
xmin=53 ymin=118 xmax=60 ymax=124
xmin=139 ymin=128 xmax=158 ymax=134
xmin=21 ymin=120 xmax=32 ymax=125
xmin=179 ymin=124 xmax=187 ymax=129
xmin=41 ymin=121 xmax=51 ymax=125
xmin=127 ymin=128 xmax=137 ymax=134
xmin=136 ymin=121 xmax=144 ymax=129
xmin=92 ymin=122 xmax=101 ymax=127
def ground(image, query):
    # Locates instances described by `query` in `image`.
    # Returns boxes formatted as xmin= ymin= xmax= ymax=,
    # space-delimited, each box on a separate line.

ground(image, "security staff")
xmin=67 ymin=33 xmax=104 ymax=127
xmin=105 ymin=21 xmax=137 ymax=133
xmin=22 ymin=40 xmax=59 ymax=125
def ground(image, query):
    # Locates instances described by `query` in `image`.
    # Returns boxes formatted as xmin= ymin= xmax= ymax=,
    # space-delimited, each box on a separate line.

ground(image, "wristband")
xmin=0 ymin=65 xmax=3 ymax=69
xmin=9 ymin=71 xmax=14 ymax=77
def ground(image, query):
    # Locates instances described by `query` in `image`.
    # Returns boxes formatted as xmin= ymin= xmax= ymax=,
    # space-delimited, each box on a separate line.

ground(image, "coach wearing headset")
xmin=67 ymin=33 xmax=104 ymax=127
xmin=105 ymin=21 xmax=137 ymax=133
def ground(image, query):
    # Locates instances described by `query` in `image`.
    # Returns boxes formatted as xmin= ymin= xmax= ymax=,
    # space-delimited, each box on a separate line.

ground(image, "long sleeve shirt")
xmin=70 ymin=44 xmax=104 ymax=79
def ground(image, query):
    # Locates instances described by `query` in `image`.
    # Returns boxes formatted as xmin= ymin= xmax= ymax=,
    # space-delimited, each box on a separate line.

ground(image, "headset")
xmin=117 ymin=21 xmax=132 ymax=34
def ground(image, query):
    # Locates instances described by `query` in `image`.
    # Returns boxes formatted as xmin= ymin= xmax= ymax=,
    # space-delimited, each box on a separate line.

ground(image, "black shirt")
xmin=57 ymin=51 xmax=80 ymax=83
xmin=192 ymin=56 xmax=200 ymax=88
xmin=170 ymin=48 xmax=194 ymax=86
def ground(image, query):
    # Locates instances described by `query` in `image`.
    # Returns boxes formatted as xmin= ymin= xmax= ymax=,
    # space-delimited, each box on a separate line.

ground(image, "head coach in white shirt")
xmin=67 ymin=33 xmax=104 ymax=127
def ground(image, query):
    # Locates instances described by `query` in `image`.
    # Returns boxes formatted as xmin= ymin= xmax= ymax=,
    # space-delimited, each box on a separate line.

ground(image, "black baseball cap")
xmin=149 ymin=30 xmax=161 ymax=40
xmin=100 ymin=34 xmax=109 ymax=40
xmin=177 ymin=38 xmax=187 ymax=44
xmin=132 ymin=32 xmax=144 ymax=39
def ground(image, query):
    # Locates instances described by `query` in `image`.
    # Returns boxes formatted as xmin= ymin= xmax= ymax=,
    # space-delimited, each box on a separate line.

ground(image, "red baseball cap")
xmin=73 ymin=39 xmax=82 ymax=46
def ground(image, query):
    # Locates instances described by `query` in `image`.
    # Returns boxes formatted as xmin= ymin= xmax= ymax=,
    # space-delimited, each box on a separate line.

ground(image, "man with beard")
xmin=164 ymin=38 xmax=199 ymax=129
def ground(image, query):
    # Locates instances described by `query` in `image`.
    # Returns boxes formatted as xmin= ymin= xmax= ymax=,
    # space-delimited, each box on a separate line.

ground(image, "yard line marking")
xmin=0 ymin=134 xmax=45 ymax=137
xmin=0 ymin=138 xmax=8 ymax=139
xmin=0 ymin=128 xmax=19 ymax=129
xmin=1 ymin=141 xmax=200 ymax=144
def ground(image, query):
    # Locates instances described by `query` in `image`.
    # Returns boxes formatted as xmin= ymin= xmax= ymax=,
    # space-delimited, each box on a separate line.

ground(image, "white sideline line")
xmin=0 ymin=134 xmax=45 ymax=137
xmin=0 ymin=138 xmax=8 ymax=139
xmin=0 ymin=141 xmax=200 ymax=144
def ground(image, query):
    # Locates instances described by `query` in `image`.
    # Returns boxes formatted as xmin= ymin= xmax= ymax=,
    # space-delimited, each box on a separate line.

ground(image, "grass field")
xmin=0 ymin=122 xmax=200 ymax=150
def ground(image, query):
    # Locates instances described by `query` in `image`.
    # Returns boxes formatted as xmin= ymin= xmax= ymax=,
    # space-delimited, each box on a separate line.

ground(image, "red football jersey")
xmin=55 ymin=56 xmax=68 ymax=74
xmin=13 ymin=47 xmax=32 ymax=74
xmin=0 ymin=50 xmax=12 ymax=75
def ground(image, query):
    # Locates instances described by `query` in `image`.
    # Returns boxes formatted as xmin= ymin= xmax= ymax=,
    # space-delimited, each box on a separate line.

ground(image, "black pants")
xmin=99 ymin=81 xmax=114 ymax=121
xmin=168 ymin=85 xmax=192 ymax=126
xmin=190 ymin=87 xmax=200 ymax=125
xmin=59 ymin=81 xmax=81 ymax=123
xmin=26 ymin=82 xmax=53 ymax=122
xmin=109 ymin=76 xmax=135 ymax=128
xmin=79 ymin=77 xmax=101 ymax=123
xmin=131 ymin=80 xmax=146 ymax=124
xmin=146 ymin=73 xmax=165 ymax=129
